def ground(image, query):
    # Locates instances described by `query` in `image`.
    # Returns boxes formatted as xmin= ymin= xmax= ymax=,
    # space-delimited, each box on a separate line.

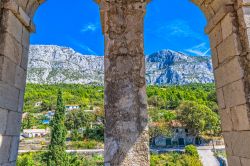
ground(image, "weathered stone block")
xmin=1 ymin=161 xmax=16 ymax=166
xmin=0 ymin=82 xmax=19 ymax=111
xmin=3 ymin=0 xmax=19 ymax=15
xmin=16 ymin=0 xmax=29 ymax=10
xmin=221 ymin=13 xmax=236 ymax=39
xmin=20 ymin=47 xmax=29 ymax=70
xmin=21 ymin=26 xmax=30 ymax=49
xmin=217 ymin=33 xmax=242 ymax=63
xmin=223 ymin=80 xmax=246 ymax=108
xmin=0 ymin=57 xmax=16 ymax=85
xmin=227 ymin=155 xmax=242 ymax=166
xmin=211 ymin=0 xmax=234 ymax=14
xmin=0 ymin=109 xmax=8 ymax=134
xmin=26 ymin=0 xmax=40 ymax=18
xmin=6 ymin=111 xmax=22 ymax=136
xmin=211 ymin=48 xmax=219 ymax=69
xmin=214 ymin=56 xmax=244 ymax=88
xmin=0 ymin=33 xmax=22 ymax=65
xmin=216 ymin=88 xmax=225 ymax=109
xmin=223 ymin=132 xmax=233 ymax=156
xmin=15 ymin=65 xmax=27 ymax=90
xmin=237 ymin=6 xmax=250 ymax=29
xmin=18 ymin=90 xmax=24 ymax=113
xmin=9 ymin=136 xmax=19 ymax=162
xmin=1 ymin=10 xmax=23 ymax=42
xmin=18 ymin=7 xmax=30 ymax=27
xmin=231 ymin=131 xmax=250 ymax=158
xmin=241 ymin=157 xmax=250 ymax=166
xmin=219 ymin=108 xmax=233 ymax=132
xmin=209 ymin=23 xmax=222 ymax=49
xmin=231 ymin=104 xmax=250 ymax=131
xmin=0 ymin=135 xmax=11 ymax=164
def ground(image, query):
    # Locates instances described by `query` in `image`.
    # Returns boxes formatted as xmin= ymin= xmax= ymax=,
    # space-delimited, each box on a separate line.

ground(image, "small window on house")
xmin=176 ymin=129 xmax=179 ymax=133
xmin=185 ymin=129 xmax=188 ymax=133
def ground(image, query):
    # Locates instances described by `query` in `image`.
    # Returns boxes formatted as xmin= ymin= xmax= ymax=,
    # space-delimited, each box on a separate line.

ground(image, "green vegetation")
xmin=185 ymin=145 xmax=199 ymax=157
xmin=151 ymin=145 xmax=201 ymax=166
xmin=24 ymin=83 xmax=215 ymax=114
xmin=20 ymin=83 xmax=220 ymax=165
xmin=17 ymin=152 xmax=103 ymax=166
xmin=18 ymin=146 xmax=202 ymax=166
xmin=177 ymin=101 xmax=220 ymax=137
xmin=22 ymin=83 xmax=220 ymax=140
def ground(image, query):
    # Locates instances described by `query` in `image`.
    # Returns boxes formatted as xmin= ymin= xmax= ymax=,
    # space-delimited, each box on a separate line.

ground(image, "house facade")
xmin=22 ymin=129 xmax=49 ymax=138
xmin=65 ymin=105 xmax=80 ymax=111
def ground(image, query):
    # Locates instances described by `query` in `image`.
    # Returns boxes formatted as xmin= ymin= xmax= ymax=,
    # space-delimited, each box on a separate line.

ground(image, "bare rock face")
xmin=27 ymin=45 xmax=104 ymax=85
xmin=27 ymin=45 xmax=214 ymax=85
xmin=146 ymin=49 xmax=214 ymax=85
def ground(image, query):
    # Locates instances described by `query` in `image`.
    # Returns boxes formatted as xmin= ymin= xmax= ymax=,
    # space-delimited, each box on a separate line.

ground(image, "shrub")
xmin=185 ymin=145 xmax=199 ymax=157
xmin=150 ymin=152 xmax=202 ymax=166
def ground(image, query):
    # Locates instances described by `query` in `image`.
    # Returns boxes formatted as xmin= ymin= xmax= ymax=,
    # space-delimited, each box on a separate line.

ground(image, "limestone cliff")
xmin=27 ymin=45 xmax=214 ymax=85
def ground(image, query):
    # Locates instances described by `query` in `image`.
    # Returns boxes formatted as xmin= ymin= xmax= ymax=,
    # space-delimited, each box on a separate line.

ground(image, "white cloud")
xmin=77 ymin=44 xmax=97 ymax=55
xmin=154 ymin=19 xmax=202 ymax=41
xmin=185 ymin=42 xmax=210 ymax=56
xmin=81 ymin=23 xmax=98 ymax=32
xmin=67 ymin=37 xmax=97 ymax=55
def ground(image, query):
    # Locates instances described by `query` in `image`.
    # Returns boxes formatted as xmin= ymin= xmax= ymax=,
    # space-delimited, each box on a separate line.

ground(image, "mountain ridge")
xmin=27 ymin=45 xmax=214 ymax=85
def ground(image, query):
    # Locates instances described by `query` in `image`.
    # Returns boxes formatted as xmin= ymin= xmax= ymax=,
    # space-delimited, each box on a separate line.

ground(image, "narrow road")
xmin=197 ymin=146 xmax=221 ymax=166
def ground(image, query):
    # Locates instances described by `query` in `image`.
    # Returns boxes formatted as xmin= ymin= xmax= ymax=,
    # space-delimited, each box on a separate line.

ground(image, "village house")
xmin=152 ymin=120 xmax=198 ymax=147
xmin=65 ymin=104 xmax=80 ymax=111
xmin=170 ymin=120 xmax=195 ymax=146
xmin=22 ymin=129 xmax=49 ymax=138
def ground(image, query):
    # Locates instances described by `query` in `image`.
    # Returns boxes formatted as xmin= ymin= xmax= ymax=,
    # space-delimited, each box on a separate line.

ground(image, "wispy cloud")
xmin=67 ymin=37 xmax=97 ymax=55
xmin=81 ymin=23 xmax=98 ymax=33
xmin=77 ymin=43 xmax=97 ymax=55
xmin=185 ymin=42 xmax=210 ymax=56
xmin=149 ymin=19 xmax=203 ymax=42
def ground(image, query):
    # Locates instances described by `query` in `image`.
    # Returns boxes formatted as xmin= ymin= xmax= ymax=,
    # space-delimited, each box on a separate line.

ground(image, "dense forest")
xmin=23 ymin=83 xmax=220 ymax=139
xmin=24 ymin=83 xmax=217 ymax=113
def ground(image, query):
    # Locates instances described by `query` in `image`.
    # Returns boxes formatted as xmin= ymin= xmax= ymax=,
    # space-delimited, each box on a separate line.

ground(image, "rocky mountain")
xmin=146 ymin=50 xmax=214 ymax=85
xmin=27 ymin=45 xmax=214 ymax=85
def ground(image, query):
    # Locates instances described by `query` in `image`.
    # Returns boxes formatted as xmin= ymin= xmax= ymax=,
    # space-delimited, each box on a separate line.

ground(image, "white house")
xmin=65 ymin=105 xmax=80 ymax=111
xmin=23 ymin=129 xmax=49 ymax=138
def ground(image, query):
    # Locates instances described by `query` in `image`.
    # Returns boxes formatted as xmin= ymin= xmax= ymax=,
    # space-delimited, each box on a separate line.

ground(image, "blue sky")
xmin=31 ymin=0 xmax=210 ymax=56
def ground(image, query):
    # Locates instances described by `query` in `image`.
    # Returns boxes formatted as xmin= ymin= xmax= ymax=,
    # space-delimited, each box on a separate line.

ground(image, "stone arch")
xmin=189 ymin=1 xmax=250 ymax=165
xmin=1 ymin=0 xmax=250 ymax=166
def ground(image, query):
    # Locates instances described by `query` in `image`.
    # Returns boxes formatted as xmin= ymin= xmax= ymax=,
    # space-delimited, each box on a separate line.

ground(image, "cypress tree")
xmin=47 ymin=89 xmax=68 ymax=166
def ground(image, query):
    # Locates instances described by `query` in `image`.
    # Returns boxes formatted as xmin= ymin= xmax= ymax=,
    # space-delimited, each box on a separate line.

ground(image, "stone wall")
xmin=0 ymin=0 xmax=36 ymax=165
xmin=191 ymin=0 xmax=250 ymax=166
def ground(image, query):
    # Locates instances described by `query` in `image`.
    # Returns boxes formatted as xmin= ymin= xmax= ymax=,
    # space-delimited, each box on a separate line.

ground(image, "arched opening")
xmin=144 ymin=0 xmax=250 ymax=165
xmin=19 ymin=0 xmax=105 ymax=165
xmin=0 ymin=0 xmax=105 ymax=165
xmin=145 ymin=1 xmax=221 ymax=165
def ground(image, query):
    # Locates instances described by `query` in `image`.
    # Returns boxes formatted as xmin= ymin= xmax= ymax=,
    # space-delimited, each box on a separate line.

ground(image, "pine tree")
xmin=47 ymin=89 xmax=68 ymax=166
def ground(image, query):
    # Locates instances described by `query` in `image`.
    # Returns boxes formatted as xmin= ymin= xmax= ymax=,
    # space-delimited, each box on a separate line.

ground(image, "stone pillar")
xmin=99 ymin=1 xmax=149 ymax=165
xmin=0 ymin=0 xmax=36 ymax=165
xmin=204 ymin=1 xmax=250 ymax=165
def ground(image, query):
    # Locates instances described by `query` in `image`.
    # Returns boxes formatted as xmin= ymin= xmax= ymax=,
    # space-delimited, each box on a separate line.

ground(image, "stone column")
xmin=0 ymin=0 xmax=37 ymax=165
xmin=98 ymin=1 xmax=149 ymax=165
